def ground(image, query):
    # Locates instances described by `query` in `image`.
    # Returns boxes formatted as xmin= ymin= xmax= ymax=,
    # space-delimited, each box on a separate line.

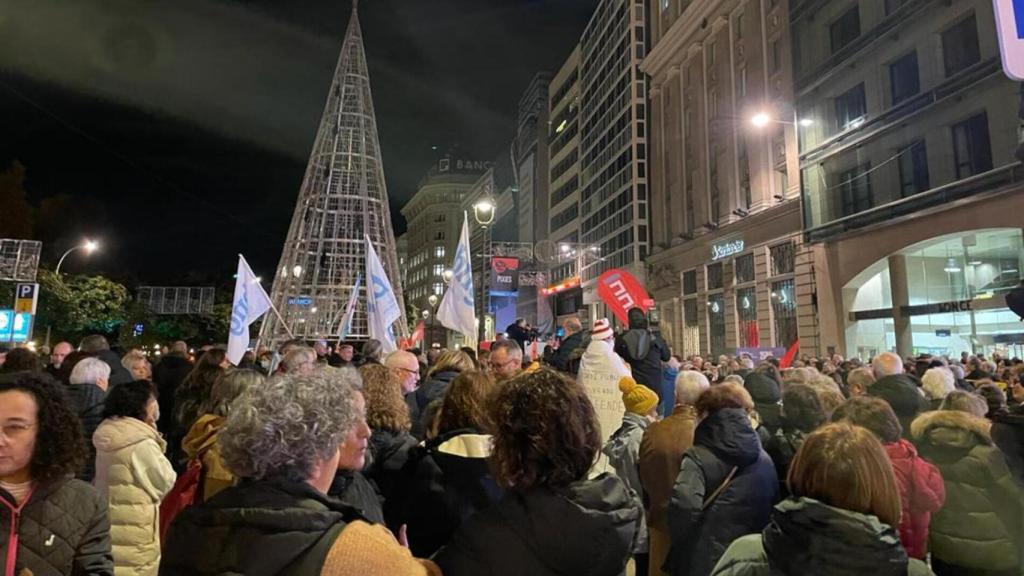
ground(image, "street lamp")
xmin=472 ymin=198 xmax=495 ymax=346
xmin=55 ymin=239 xmax=98 ymax=275
xmin=442 ymin=268 xmax=454 ymax=285
xmin=425 ymin=294 xmax=439 ymax=349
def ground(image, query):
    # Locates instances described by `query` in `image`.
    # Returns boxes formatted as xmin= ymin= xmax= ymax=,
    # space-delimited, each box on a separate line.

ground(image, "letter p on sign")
xmin=14 ymin=283 xmax=39 ymax=315
xmin=995 ymin=0 xmax=1024 ymax=80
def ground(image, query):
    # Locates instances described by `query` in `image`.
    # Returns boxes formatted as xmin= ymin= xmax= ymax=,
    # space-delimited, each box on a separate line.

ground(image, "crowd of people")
xmin=0 ymin=313 xmax=1022 ymax=576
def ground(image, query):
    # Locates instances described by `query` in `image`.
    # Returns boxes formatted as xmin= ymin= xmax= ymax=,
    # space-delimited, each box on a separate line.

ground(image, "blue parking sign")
xmin=11 ymin=313 xmax=31 ymax=342
xmin=996 ymin=0 xmax=1024 ymax=79
xmin=0 ymin=310 xmax=12 ymax=341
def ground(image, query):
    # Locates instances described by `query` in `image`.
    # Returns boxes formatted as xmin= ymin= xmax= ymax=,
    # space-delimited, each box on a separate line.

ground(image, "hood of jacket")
xmin=182 ymin=413 xmax=225 ymax=459
xmin=764 ymin=497 xmax=909 ymax=576
xmin=869 ymin=375 xmax=926 ymax=418
xmin=694 ymin=407 xmax=762 ymax=467
xmin=910 ymin=409 xmax=992 ymax=450
xmin=93 ymin=416 xmax=165 ymax=453
xmin=415 ymin=370 xmax=459 ymax=408
xmin=602 ymin=412 xmax=649 ymax=460
xmin=502 ymin=473 xmax=639 ymax=575
xmin=64 ymin=382 xmax=106 ymax=414
xmin=743 ymin=372 xmax=782 ymax=403
xmin=884 ymin=439 xmax=945 ymax=515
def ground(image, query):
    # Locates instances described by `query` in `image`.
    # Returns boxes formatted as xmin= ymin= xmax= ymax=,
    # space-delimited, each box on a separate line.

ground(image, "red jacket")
xmin=885 ymin=439 xmax=945 ymax=559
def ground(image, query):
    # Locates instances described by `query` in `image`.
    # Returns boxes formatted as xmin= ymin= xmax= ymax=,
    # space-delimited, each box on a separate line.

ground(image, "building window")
xmin=683 ymin=298 xmax=700 ymax=355
xmin=736 ymin=287 xmax=758 ymax=347
xmin=838 ymin=163 xmax=873 ymax=216
xmin=830 ymin=6 xmax=861 ymax=54
xmin=736 ymin=67 xmax=747 ymax=99
xmin=707 ymin=262 xmax=724 ymax=290
xmin=433 ymin=264 xmax=444 ymax=277
xmin=771 ymin=279 xmax=798 ymax=348
xmin=434 ymin=246 xmax=445 ymax=259
xmin=889 ymin=51 xmax=920 ymax=105
xmin=770 ymin=242 xmax=795 ymax=276
xmin=433 ymin=283 xmax=443 ymax=296
xmin=898 ymin=140 xmax=930 ymax=197
xmin=683 ymin=270 xmax=698 ymax=294
xmin=952 ymin=112 xmax=993 ymax=179
xmin=708 ymin=294 xmax=727 ymax=357
xmin=709 ymin=89 xmax=718 ymax=118
xmin=735 ymin=253 xmax=755 ymax=283
xmin=738 ymin=141 xmax=751 ymax=208
xmin=835 ymin=83 xmax=866 ymax=131
xmin=735 ymin=12 xmax=744 ymax=39
xmin=708 ymin=41 xmax=716 ymax=66
xmin=770 ymin=39 xmax=781 ymax=73
xmin=942 ymin=14 xmax=980 ymax=77
xmin=661 ymin=0 xmax=670 ymax=11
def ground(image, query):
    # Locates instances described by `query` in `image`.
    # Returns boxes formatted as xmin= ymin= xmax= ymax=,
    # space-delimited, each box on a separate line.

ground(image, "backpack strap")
xmin=702 ymin=466 xmax=738 ymax=510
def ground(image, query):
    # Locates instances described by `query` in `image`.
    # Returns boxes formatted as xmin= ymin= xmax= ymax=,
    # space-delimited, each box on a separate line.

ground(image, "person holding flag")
xmin=227 ymin=255 xmax=273 ymax=366
xmin=436 ymin=213 xmax=476 ymax=343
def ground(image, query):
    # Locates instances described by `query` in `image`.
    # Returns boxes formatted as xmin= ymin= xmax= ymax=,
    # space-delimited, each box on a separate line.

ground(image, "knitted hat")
xmin=619 ymin=376 xmax=659 ymax=415
xmin=591 ymin=318 xmax=614 ymax=341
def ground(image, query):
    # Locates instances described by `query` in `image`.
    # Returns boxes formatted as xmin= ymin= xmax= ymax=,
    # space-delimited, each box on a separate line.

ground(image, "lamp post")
xmin=472 ymin=198 xmax=495 ymax=346
xmin=421 ymin=308 xmax=432 ymax=349
xmin=426 ymin=293 xmax=439 ymax=348
xmin=48 ymin=239 xmax=99 ymax=346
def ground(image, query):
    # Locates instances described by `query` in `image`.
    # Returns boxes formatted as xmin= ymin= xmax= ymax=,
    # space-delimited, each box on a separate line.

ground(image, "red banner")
xmin=779 ymin=339 xmax=800 ymax=369
xmin=596 ymin=269 xmax=652 ymax=326
xmin=400 ymin=321 xmax=426 ymax=350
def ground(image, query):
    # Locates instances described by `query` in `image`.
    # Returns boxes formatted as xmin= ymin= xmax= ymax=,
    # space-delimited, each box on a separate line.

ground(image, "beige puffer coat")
xmin=93 ymin=416 xmax=177 ymax=576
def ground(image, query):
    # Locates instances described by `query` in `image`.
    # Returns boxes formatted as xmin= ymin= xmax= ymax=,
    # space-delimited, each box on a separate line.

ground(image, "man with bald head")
xmin=47 ymin=341 xmax=73 ymax=378
xmin=871 ymin=351 xmax=905 ymax=379
xmin=549 ymin=317 xmax=586 ymax=373
xmin=385 ymin=350 xmax=421 ymax=394
xmin=868 ymin=351 xmax=925 ymax=438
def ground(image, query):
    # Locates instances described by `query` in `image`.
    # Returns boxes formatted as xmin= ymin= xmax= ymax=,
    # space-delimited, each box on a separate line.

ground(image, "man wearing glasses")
xmin=488 ymin=340 xmax=524 ymax=382
xmin=385 ymin=350 xmax=421 ymax=394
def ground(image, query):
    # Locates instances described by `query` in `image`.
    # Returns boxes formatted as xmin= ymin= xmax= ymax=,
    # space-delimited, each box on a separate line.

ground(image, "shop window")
xmin=707 ymin=262 xmax=724 ymax=290
xmin=770 ymin=242 xmax=795 ymax=276
xmin=735 ymin=253 xmax=755 ymax=283
xmin=889 ymin=51 xmax=920 ymax=105
xmin=683 ymin=270 xmax=698 ymax=294
xmin=835 ymin=83 xmax=866 ymax=131
xmin=830 ymin=6 xmax=861 ymax=54
xmin=898 ymin=140 xmax=930 ymax=198
xmin=708 ymin=294 xmax=727 ymax=357
xmin=942 ymin=14 xmax=980 ymax=77
xmin=838 ymin=163 xmax=873 ymax=217
xmin=683 ymin=298 xmax=701 ymax=355
xmin=737 ymin=287 xmax=758 ymax=347
xmin=952 ymin=113 xmax=992 ymax=179
xmin=771 ymin=279 xmax=798 ymax=348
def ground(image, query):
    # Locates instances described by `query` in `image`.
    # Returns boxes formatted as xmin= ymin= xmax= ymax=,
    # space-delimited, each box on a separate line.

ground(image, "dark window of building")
xmin=838 ymin=163 xmax=873 ymax=216
xmin=942 ymin=14 xmax=980 ymax=77
xmin=770 ymin=242 xmax=796 ymax=276
xmin=770 ymin=39 xmax=781 ymax=73
xmin=708 ymin=293 xmax=727 ymax=357
xmin=952 ymin=112 xmax=993 ymax=179
xmin=735 ymin=253 xmax=755 ymax=283
xmin=707 ymin=262 xmax=724 ymax=290
xmin=737 ymin=287 xmax=758 ymax=347
xmin=738 ymin=141 xmax=751 ymax=208
xmin=898 ymin=140 xmax=930 ymax=197
xmin=683 ymin=270 xmax=698 ymax=294
xmin=830 ymin=6 xmax=861 ymax=54
xmin=771 ymin=279 xmax=798 ymax=349
xmin=735 ymin=13 xmax=744 ymax=39
xmin=835 ymin=83 xmax=867 ymax=131
xmin=889 ymin=51 xmax=920 ymax=105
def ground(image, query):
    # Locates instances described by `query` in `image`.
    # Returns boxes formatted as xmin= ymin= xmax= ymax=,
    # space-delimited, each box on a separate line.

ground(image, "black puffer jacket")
xmin=615 ymin=328 xmax=671 ymax=395
xmin=991 ymin=408 xmax=1024 ymax=485
xmin=743 ymin=373 xmax=782 ymax=434
xmin=63 ymin=382 xmax=106 ymax=482
xmin=435 ymin=473 xmax=640 ymax=576
xmin=396 ymin=429 xmax=503 ymax=558
xmin=329 ymin=470 xmax=384 ymax=525
xmin=764 ymin=428 xmax=808 ymax=498
xmin=0 ymin=478 xmax=113 ymax=576
xmin=160 ymin=477 xmax=362 ymax=576
xmin=548 ymin=331 xmax=585 ymax=373
xmin=711 ymin=497 xmax=932 ymax=576
xmin=868 ymin=374 xmax=926 ymax=439
xmin=365 ymin=427 xmax=417 ymax=529
xmin=667 ymin=408 xmax=779 ymax=576
xmin=405 ymin=370 xmax=459 ymax=438
xmin=95 ymin=350 xmax=132 ymax=388
xmin=151 ymin=354 xmax=192 ymax=438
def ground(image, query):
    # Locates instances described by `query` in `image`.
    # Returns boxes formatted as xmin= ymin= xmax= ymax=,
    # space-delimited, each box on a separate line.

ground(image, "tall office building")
xmin=641 ymin=0 xmax=809 ymax=358
xmin=791 ymin=0 xmax=1024 ymax=358
xmin=577 ymin=0 xmax=651 ymax=319
xmin=261 ymin=2 xmax=404 ymax=345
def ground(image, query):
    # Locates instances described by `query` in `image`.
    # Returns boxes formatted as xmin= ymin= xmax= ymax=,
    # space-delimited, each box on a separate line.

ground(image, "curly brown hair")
xmin=437 ymin=371 xmax=494 ymax=433
xmin=359 ymin=364 xmax=411 ymax=432
xmin=695 ymin=382 xmax=754 ymax=416
xmin=0 ymin=372 xmax=86 ymax=481
xmin=488 ymin=369 xmax=601 ymax=491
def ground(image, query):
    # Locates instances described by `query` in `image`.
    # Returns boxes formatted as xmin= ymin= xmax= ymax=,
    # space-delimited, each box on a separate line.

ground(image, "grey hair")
xmin=921 ymin=367 xmax=955 ymax=401
xmin=722 ymin=374 xmax=745 ymax=385
xmin=940 ymin=390 xmax=987 ymax=418
xmin=121 ymin=350 xmax=148 ymax=372
xmin=205 ymin=369 xmax=265 ymax=417
xmin=282 ymin=346 xmax=317 ymax=372
xmin=219 ymin=372 xmax=359 ymax=482
xmin=675 ymin=370 xmax=710 ymax=406
xmin=949 ymin=364 xmax=965 ymax=380
xmin=740 ymin=357 xmax=755 ymax=369
xmin=327 ymin=365 xmax=363 ymax=391
xmin=981 ymin=360 xmax=997 ymax=375
xmin=69 ymin=357 xmax=111 ymax=385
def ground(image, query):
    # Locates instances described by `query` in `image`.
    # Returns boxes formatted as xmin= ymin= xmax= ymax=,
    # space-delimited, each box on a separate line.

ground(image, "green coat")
xmin=911 ymin=410 xmax=1023 ymax=572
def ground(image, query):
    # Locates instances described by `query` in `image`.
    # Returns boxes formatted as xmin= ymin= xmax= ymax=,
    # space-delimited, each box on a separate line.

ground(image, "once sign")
xmin=711 ymin=238 xmax=745 ymax=261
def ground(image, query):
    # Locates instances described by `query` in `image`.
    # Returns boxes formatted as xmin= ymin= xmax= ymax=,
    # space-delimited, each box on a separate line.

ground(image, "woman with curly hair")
xmin=435 ymin=369 xmax=640 ymax=576
xmin=93 ymin=380 xmax=176 ymax=575
xmin=160 ymin=371 xmax=440 ymax=576
xmin=399 ymin=370 xmax=503 ymax=557
xmin=0 ymin=372 xmax=114 ymax=575
xmin=406 ymin=349 xmax=476 ymax=438
xmin=358 ymin=364 xmax=416 ymax=527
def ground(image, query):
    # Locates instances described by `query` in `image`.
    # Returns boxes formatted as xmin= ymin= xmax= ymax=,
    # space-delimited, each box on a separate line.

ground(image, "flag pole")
xmin=268 ymin=300 xmax=295 ymax=339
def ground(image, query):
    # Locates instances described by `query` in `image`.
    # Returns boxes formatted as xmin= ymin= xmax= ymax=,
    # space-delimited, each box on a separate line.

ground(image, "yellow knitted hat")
xmin=618 ymin=376 xmax=659 ymax=415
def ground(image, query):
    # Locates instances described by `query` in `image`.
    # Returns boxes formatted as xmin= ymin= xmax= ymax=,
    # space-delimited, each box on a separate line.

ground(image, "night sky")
xmin=0 ymin=0 xmax=596 ymax=286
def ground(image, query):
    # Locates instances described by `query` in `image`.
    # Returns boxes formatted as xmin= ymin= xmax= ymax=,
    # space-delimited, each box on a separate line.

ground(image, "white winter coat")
xmin=93 ymin=416 xmax=176 ymax=576
xmin=578 ymin=338 xmax=632 ymax=474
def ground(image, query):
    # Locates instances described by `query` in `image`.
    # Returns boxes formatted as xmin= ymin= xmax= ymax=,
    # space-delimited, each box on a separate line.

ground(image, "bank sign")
xmin=994 ymin=0 xmax=1024 ymax=80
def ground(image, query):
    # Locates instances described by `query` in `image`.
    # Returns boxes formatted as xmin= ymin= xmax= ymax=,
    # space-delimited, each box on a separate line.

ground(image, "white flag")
xmin=338 ymin=274 xmax=362 ymax=341
xmin=437 ymin=212 xmax=476 ymax=339
xmin=365 ymin=235 xmax=400 ymax=353
xmin=227 ymin=254 xmax=272 ymax=365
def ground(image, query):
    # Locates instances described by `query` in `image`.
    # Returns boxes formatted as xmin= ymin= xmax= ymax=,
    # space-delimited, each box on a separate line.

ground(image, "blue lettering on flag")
xmin=230 ymin=292 xmax=249 ymax=336
xmin=1016 ymin=0 xmax=1024 ymax=38
xmin=371 ymin=274 xmax=398 ymax=316
xmin=452 ymin=243 xmax=474 ymax=306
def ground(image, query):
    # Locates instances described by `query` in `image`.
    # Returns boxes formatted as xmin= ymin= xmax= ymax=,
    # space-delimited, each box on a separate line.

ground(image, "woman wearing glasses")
xmin=0 ymin=372 xmax=114 ymax=575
